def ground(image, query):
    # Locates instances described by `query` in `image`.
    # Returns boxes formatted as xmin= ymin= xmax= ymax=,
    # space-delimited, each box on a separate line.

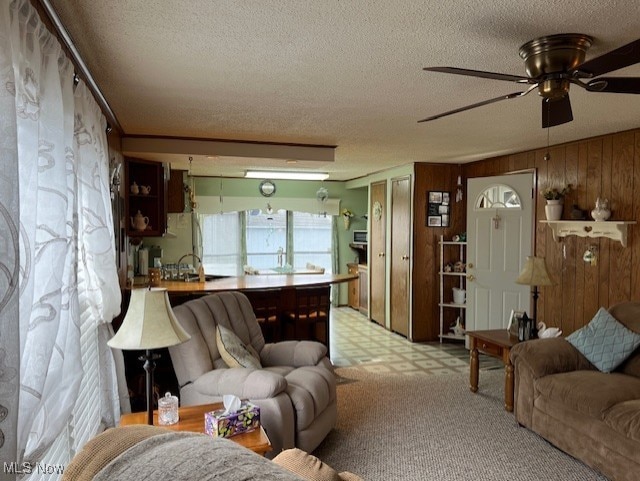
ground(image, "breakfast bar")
xmin=156 ymin=272 xmax=356 ymax=294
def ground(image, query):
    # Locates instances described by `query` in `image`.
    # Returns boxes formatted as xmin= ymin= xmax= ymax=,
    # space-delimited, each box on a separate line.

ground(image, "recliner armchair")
xmin=168 ymin=291 xmax=337 ymax=456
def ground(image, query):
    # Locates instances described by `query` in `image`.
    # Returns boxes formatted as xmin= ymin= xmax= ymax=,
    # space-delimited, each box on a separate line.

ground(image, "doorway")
xmin=466 ymin=173 xmax=534 ymax=332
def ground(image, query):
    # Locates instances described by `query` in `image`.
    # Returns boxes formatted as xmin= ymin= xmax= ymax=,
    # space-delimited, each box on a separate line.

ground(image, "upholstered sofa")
xmin=510 ymin=302 xmax=640 ymax=481
xmin=62 ymin=425 xmax=363 ymax=481
xmin=168 ymin=292 xmax=337 ymax=456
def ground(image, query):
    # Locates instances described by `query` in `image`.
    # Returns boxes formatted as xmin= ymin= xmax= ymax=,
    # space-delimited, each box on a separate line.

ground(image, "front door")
xmin=466 ymin=173 xmax=534 ymax=333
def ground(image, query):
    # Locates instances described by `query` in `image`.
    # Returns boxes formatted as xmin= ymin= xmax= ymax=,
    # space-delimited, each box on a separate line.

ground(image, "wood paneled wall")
xmin=412 ymin=164 xmax=466 ymax=341
xmin=463 ymin=127 xmax=640 ymax=337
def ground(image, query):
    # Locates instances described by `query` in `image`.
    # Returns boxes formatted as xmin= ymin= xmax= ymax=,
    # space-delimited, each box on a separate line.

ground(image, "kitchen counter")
xmin=155 ymin=272 xmax=357 ymax=293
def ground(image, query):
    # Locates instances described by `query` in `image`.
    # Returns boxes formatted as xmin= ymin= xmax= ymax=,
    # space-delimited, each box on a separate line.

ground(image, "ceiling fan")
xmin=419 ymin=34 xmax=640 ymax=128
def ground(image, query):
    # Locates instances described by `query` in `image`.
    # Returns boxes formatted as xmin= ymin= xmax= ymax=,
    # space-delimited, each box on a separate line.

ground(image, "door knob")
xmin=468 ymin=263 xmax=474 ymax=269
xmin=401 ymin=255 xmax=409 ymax=260
xmin=467 ymin=274 xmax=475 ymax=281
xmin=378 ymin=252 xmax=385 ymax=257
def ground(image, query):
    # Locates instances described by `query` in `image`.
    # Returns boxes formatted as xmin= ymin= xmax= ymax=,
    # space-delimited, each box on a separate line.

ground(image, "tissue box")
xmin=204 ymin=401 xmax=260 ymax=438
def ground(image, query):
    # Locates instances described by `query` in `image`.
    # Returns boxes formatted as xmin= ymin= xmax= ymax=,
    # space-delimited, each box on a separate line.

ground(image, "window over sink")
xmin=200 ymin=209 xmax=333 ymax=276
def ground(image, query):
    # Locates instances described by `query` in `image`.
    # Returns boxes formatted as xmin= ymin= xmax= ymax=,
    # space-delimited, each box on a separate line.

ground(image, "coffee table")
xmin=466 ymin=329 xmax=520 ymax=412
xmin=119 ymin=402 xmax=272 ymax=456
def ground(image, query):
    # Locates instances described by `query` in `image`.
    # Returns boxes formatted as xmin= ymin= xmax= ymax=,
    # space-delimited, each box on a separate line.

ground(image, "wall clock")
xmin=259 ymin=180 xmax=276 ymax=197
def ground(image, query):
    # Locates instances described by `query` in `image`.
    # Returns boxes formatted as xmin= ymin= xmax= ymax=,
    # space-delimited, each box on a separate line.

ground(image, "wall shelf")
xmin=540 ymin=220 xmax=636 ymax=247
xmin=438 ymin=236 xmax=466 ymax=343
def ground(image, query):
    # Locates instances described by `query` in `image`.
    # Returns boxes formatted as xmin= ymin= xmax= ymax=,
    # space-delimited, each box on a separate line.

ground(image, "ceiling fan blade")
xmin=586 ymin=77 xmax=640 ymax=94
xmin=423 ymin=67 xmax=533 ymax=83
xmin=418 ymin=87 xmax=536 ymax=123
xmin=574 ymin=39 xmax=640 ymax=77
xmin=542 ymin=96 xmax=573 ymax=128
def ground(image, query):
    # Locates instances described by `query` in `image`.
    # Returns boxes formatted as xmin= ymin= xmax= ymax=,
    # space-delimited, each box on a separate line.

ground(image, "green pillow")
xmin=567 ymin=307 xmax=640 ymax=373
xmin=216 ymin=325 xmax=262 ymax=369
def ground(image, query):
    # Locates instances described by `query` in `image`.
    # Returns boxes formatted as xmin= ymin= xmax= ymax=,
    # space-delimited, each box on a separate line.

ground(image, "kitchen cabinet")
xmin=167 ymin=169 xmax=186 ymax=213
xmin=347 ymin=263 xmax=360 ymax=310
xmin=125 ymin=157 xmax=167 ymax=237
xmin=358 ymin=264 xmax=368 ymax=316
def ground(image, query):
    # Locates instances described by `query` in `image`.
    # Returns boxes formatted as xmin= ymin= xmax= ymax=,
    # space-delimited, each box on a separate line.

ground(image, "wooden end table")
xmin=119 ymin=402 xmax=272 ymax=456
xmin=466 ymin=329 xmax=520 ymax=412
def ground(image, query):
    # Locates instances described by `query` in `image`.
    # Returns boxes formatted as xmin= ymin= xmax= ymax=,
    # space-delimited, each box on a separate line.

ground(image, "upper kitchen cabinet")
xmin=125 ymin=157 xmax=167 ymax=237
xmin=167 ymin=169 xmax=186 ymax=213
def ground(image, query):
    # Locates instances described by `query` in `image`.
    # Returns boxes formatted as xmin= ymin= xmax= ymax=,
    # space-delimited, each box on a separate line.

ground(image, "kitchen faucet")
xmin=277 ymin=247 xmax=284 ymax=267
xmin=177 ymin=253 xmax=203 ymax=281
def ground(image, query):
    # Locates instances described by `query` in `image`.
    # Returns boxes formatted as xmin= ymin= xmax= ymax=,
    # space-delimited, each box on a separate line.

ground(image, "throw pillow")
xmin=216 ymin=325 xmax=262 ymax=369
xmin=567 ymin=307 xmax=640 ymax=373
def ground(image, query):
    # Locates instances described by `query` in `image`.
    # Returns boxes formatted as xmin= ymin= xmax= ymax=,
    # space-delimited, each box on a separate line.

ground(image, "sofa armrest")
xmin=510 ymin=337 xmax=595 ymax=378
xmin=260 ymin=341 xmax=327 ymax=368
xmin=192 ymin=368 xmax=287 ymax=399
xmin=510 ymin=338 xmax=596 ymax=428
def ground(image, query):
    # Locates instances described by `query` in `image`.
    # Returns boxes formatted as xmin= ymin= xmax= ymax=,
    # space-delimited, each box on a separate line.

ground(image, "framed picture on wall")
xmin=426 ymin=191 xmax=450 ymax=227
xmin=428 ymin=216 xmax=442 ymax=226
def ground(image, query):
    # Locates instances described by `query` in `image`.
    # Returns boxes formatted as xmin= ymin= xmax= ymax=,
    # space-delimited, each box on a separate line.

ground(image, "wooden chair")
xmin=244 ymin=289 xmax=282 ymax=343
xmin=282 ymin=286 xmax=331 ymax=355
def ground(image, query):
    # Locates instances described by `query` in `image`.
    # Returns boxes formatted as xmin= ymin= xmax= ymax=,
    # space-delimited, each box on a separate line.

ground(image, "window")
xmin=292 ymin=212 xmax=332 ymax=271
xmin=200 ymin=210 xmax=333 ymax=274
xmin=246 ymin=209 xmax=287 ymax=269
xmin=475 ymin=184 xmax=522 ymax=210
xmin=201 ymin=212 xmax=242 ymax=276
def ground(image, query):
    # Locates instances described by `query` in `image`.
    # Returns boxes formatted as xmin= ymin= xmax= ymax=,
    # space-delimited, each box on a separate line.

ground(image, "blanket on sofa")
xmin=63 ymin=425 xmax=305 ymax=481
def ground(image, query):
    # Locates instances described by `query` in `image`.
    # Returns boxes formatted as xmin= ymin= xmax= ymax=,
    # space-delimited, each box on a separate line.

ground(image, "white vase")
xmin=591 ymin=197 xmax=611 ymax=222
xmin=544 ymin=199 xmax=563 ymax=221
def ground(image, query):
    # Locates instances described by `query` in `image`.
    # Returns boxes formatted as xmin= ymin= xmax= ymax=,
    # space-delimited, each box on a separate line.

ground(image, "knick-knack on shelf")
xmin=591 ymin=197 xmax=611 ymax=222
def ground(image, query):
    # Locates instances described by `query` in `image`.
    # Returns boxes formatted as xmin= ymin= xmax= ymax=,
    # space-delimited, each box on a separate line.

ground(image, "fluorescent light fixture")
xmin=245 ymin=170 xmax=329 ymax=181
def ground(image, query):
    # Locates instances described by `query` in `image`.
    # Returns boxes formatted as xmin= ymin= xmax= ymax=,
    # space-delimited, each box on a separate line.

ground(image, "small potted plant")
xmin=341 ymin=208 xmax=354 ymax=229
xmin=540 ymin=184 xmax=572 ymax=220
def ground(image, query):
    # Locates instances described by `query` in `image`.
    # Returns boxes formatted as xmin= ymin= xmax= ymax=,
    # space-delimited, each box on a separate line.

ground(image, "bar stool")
xmin=245 ymin=289 xmax=281 ymax=343
xmin=282 ymin=286 xmax=331 ymax=355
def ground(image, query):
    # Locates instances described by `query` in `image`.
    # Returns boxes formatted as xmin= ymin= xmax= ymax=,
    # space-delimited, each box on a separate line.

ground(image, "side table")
xmin=466 ymin=329 xmax=520 ymax=412
xmin=119 ymin=402 xmax=272 ymax=456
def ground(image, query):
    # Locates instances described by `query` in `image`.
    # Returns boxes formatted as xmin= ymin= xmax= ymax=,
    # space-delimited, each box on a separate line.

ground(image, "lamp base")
xmin=139 ymin=350 xmax=161 ymax=425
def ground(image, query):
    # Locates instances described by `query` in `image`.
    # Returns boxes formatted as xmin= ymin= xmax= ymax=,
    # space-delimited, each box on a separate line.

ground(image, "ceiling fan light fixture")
xmin=245 ymin=170 xmax=329 ymax=181
xmin=420 ymin=34 xmax=640 ymax=127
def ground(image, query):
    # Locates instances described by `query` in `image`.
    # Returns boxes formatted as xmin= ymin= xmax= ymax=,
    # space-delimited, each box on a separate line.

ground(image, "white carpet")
xmin=314 ymin=368 xmax=609 ymax=481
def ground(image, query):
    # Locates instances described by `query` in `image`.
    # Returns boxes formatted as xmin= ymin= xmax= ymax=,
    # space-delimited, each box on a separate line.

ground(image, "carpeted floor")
xmin=314 ymin=368 xmax=608 ymax=481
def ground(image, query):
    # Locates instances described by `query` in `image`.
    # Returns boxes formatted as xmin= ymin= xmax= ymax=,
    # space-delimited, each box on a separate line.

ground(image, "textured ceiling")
xmin=50 ymin=0 xmax=640 ymax=180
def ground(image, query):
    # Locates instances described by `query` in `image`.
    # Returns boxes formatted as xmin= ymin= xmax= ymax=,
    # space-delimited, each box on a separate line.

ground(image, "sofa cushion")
xmin=566 ymin=307 xmax=640 ymax=372
xmin=535 ymin=370 xmax=640 ymax=419
xmin=603 ymin=399 xmax=640 ymax=442
xmin=193 ymin=367 xmax=287 ymax=399
xmin=216 ymin=325 xmax=262 ymax=369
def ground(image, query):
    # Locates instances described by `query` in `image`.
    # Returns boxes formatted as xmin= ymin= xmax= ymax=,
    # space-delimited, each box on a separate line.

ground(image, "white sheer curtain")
xmin=73 ymin=81 xmax=122 ymax=432
xmin=0 ymin=0 xmax=20 ymax=470
xmin=1 ymin=0 xmax=122 ymax=470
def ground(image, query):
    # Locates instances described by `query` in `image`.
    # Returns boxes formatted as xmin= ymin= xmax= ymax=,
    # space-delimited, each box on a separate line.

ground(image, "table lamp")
xmin=515 ymin=256 xmax=554 ymax=323
xmin=108 ymin=288 xmax=191 ymax=425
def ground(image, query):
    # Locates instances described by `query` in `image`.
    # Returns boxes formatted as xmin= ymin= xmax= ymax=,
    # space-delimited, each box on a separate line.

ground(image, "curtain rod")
xmin=37 ymin=0 xmax=123 ymax=134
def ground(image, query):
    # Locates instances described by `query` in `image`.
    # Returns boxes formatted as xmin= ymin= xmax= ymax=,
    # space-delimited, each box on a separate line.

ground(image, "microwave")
xmin=352 ymin=230 xmax=368 ymax=245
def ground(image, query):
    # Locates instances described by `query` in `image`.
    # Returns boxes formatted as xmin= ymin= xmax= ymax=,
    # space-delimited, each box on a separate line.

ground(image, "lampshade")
xmin=108 ymin=288 xmax=191 ymax=350
xmin=516 ymin=256 xmax=554 ymax=287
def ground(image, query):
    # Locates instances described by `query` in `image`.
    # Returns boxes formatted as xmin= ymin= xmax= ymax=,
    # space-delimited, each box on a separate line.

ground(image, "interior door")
xmin=390 ymin=176 xmax=411 ymax=337
xmin=466 ymin=173 xmax=534 ymax=333
xmin=369 ymin=181 xmax=386 ymax=326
